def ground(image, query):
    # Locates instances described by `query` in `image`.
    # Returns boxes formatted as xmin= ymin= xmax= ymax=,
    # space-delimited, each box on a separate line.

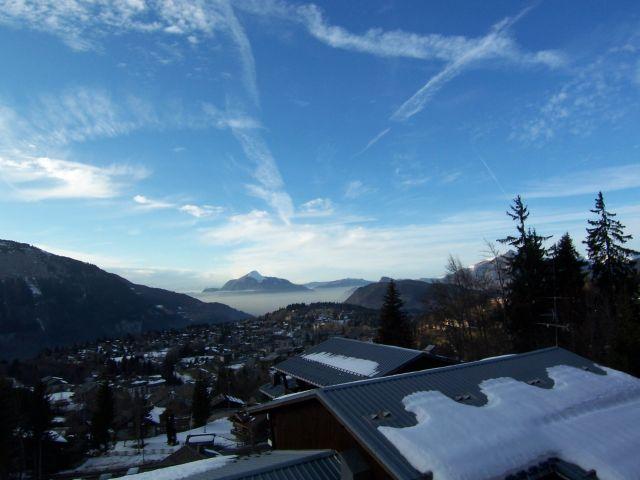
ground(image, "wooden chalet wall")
xmin=269 ymin=400 xmax=392 ymax=479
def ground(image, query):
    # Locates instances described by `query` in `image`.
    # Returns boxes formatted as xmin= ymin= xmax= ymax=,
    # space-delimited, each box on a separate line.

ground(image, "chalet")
xmin=251 ymin=347 xmax=640 ymax=480
xmin=260 ymin=337 xmax=454 ymax=399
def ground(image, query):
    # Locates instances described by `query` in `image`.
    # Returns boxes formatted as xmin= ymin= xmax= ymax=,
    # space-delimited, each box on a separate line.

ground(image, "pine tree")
xmin=165 ymin=410 xmax=177 ymax=446
xmin=376 ymin=280 xmax=415 ymax=348
xmin=27 ymin=381 xmax=53 ymax=480
xmin=90 ymin=382 xmax=114 ymax=451
xmin=585 ymin=191 xmax=639 ymax=291
xmin=584 ymin=192 xmax=640 ymax=374
xmin=191 ymin=378 xmax=210 ymax=428
xmin=0 ymin=378 xmax=19 ymax=480
xmin=499 ymin=196 xmax=552 ymax=351
xmin=550 ymin=233 xmax=587 ymax=350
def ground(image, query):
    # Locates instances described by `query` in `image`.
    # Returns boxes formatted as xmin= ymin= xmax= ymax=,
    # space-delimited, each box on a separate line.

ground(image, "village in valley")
xmin=1 ymin=303 xmax=383 ymax=478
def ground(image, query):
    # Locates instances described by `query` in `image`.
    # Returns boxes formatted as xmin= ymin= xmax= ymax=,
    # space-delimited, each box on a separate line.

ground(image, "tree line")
xmin=376 ymin=192 xmax=639 ymax=376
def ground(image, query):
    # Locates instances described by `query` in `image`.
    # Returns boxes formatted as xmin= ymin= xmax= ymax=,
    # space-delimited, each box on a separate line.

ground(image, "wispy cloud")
xmin=0 ymin=155 xmax=148 ymax=200
xmin=133 ymin=194 xmax=174 ymax=210
xmin=180 ymin=204 xmax=224 ymax=218
xmin=391 ymin=6 xmax=563 ymax=122
xmin=513 ymin=46 xmax=640 ymax=144
xmin=203 ymin=103 xmax=294 ymax=222
xmin=356 ymin=127 xmax=391 ymax=156
xmin=0 ymin=0 xmax=226 ymax=51
xmin=525 ymin=164 xmax=640 ymax=198
xmin=344 ymin=180 xmax=374 ymax=199
xmin=237 ymin=0 xmax=563 ymax=124
xmin=132 ymin=195 xmax=223 ymax=218
xmin=297 ymin=198 xmax=334 ymax=217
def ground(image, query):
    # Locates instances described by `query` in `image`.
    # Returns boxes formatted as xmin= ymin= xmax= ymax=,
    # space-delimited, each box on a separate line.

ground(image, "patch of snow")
xmin=118 ymin=455 xmax=234 ymax=480
xmin=147 ymin=406 xmax=166 ymax=425
xmin=378 ymin=365 xmax=640 ymax=480
xmin=302 ymin=352 xmax=380 ymax=377
xmin=48 ymin=430 xmax=67 ymax=443
xmin=25 ymin=278 xmax=42 ymax=297
xmin=50 ymin=391 xmax=74 ymax=402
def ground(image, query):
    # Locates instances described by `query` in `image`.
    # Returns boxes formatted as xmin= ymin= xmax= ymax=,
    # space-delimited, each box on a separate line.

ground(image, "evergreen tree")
xmin=550 ymin=233 xmax=587 ymax=350
xmin=131 ymin=392 xmax=149 ymax=449
xmin=499 ymin=196 xmax=552 ymax=351
xmin=165 ymin=410 xmax=177 ymax=446
xmin=90 ymin=382 xmax=114 ymax=451
xmin=376 ymin=280 xmax=415 ymax=348
xmin=584 ymin=192 xmax=639 ymax=374
xmin=27 ymin=381 xmax=53 ymax=480
xmin=0 ymin=378 xmax=18 ymax=480
xmin=191 ymin=378 xmax=210 ymax=428
xmin=585 ymin=191 xmax=639 ymax=291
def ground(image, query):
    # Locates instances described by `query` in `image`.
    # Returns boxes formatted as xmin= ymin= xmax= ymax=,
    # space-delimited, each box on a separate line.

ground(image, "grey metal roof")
xmin=254 ymin=347 xmax=606 ymax=480
xmin=189 ymin=450 xmax=341 ymax=480
xmin=274 ymin=337 xmax=425 ymax=387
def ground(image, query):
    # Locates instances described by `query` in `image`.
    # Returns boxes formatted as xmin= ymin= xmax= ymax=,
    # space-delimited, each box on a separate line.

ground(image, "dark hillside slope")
xmin=0 ymin=240 xmax=250 ymax=359
xmin=345 ymin=279 xmax=450 ymax=312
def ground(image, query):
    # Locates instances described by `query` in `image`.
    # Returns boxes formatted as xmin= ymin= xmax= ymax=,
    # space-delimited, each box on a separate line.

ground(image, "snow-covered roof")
xmin=254 ymin=347 xmax=640 ymax=480
xmin=274 ymin=337 xmax=427 ymax=387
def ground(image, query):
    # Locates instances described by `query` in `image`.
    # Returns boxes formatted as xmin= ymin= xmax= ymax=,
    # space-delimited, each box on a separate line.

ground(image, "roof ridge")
xmin=331 ymin=336 xmax=423 ymax=354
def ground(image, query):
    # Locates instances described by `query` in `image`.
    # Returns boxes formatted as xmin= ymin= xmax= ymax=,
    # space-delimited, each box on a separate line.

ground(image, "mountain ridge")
xmin=0 ymin=240 xmax=251 ymax=359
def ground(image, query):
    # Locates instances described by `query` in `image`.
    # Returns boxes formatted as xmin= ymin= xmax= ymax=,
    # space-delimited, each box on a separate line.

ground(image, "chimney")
xmin=339 ymin=449 xmax=372 ymax=480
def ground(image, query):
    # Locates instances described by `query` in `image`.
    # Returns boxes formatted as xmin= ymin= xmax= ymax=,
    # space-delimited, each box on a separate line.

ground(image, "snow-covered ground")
xmin=70 ymin=418 xmax=237 ymax=473
xmin=302 ymin=352 xmax=380 ymax=377
xmin=379 ymin=365 xmax=640 ymax=480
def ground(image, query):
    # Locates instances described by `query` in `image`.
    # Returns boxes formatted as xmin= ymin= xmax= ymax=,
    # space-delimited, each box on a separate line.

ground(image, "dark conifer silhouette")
xmin=585 ymin=191 xmax=639 ymax=290
xmin=191 ymin=377 xmax=210 ymax=428
xmin=165 ymin=410 xmax=177 ymax=446
xmin=376 ymin=280 xmax=415 ymax=348
xmin=90 ymin=382 xmax=114 ymax=451
xmin=499 ymin=196 xmax=551 ymax=351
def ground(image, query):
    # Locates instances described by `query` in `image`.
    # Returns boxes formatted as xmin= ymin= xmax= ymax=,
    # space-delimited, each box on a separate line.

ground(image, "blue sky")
xmin=0 ymin=0 xmax=639 ymax=291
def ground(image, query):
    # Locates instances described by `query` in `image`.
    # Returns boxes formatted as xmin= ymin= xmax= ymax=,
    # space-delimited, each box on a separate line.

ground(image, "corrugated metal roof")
xmin=188 ymin=450 xmax=341 ymax=480
xmin=274 ymin=337 xmax=425 ymax=387
xmin=254 ymin=347 xmax=606 ymax=480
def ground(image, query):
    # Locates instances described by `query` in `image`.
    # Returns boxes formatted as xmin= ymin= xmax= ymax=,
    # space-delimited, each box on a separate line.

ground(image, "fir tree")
xmin=376 ymin=280 xmax=415 ymax=348
xmin=550 ymin=233 xmax=587 ymax=350
xmin=499 ymin=196 xmax=552 ymax=351
xmin=90 ymin=382 xmax=114 ymax=451
xmin=27 ymin=381 xmax=53 ymax=480
xmin=0 ymin=378 xmax=18 ymax=480
xmin=165 ymin=410 xmax=177 ymax=446
xmin=584 ymin=192 xmax=640 ymax=374
xmin=585 ymin=191 xmax=639 ymax=291
xmin=191 ymin=378 xmax=210 ymax=428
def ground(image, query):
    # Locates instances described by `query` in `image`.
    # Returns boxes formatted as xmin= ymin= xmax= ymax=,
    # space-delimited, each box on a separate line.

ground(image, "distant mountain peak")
xmin=245 ymin=270 xmax=264 ymax=283
xmin=216 ymin=271 xmax=309 ymax=293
